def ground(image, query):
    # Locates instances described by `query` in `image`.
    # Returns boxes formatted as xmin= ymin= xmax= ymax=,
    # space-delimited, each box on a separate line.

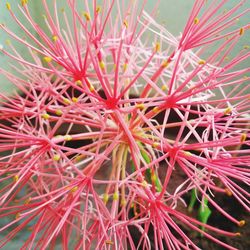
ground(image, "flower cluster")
xmin=0 ymin=0 xmax=249 ymax=249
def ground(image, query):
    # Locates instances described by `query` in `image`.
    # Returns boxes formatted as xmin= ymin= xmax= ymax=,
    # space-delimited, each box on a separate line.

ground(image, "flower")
xmin=0 ymin=0 xmax=249 ymax=249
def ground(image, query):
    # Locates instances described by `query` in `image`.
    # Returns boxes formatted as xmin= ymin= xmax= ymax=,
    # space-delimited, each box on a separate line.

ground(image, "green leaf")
xmin=198 ymin=198 xmax=212 ymax=234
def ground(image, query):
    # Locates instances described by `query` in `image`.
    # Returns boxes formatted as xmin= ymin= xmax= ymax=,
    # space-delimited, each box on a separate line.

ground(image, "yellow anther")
xmin=99 ymin=60 xmax=105 ymax=70
xmin=238 ymin=220 xmax=245 ymax=227
xmin=243 ymin=45 xmax=250 ymax=49
xmin=5 ymin=39 xmax=11 ymax=46
xmin=184 ymin=151 xmax=192 ymax=156
xmin=153 ymin=107 xmax=160 ymax=113
xmin=113 ymin=192 xmax=119 ymax=201
xmin=151 ymin=174 xmax=157 ymax=183
xmin=123 ymin=20 xmax=128 ymax=28
xmin=63 ymin=98 xmax=71 ymax=105
xmin=64 ymin=135 xmax=72 ymax=141
xmin=224 ymin=56 xmax=230 ymax=61
xmin=53 ymin=154 xmax=60 ymax=161
xmin=239 ymin=27 xmax=244 ymax=36
xmin=41 ymin=113 xmax=50 ymax=120
xmin=152 ymin=142 xmax=159 ymax=148
xmin=123 ymin=63 xmax=128 ymax=71
xmin=120 ymin=199 xmax=126 ymax=206
xmin=75 ymin=155 xmax=84 ymax=162
xmin=89 ymin=84 xmax=95 ymax=92
xmin=70 ymin=186 xmax=78 ymax=193
xmin=52 ymin=35 xmax=58 ymax=42
xmin=82 ymin=11 xmax=90 ymax=21
xmin=224 ymin=188 xmax=232 ymax=196
xmin=55 ymin=109 xmax=63 ymax=116
xmin=61 ymin=8 xmax=65 ymax=13
xmin=155 ymin=42 xmax=160 ymax=52
xmin=198 ymin=59 xmax=206 ymax=65
xmin=43 ymin=56 xmax=52 ymax=63
xmin=15 ymin=213 xmax=21 ymax=220
xmin=21 ymin=0 xmax=28 ymax=6
xmin=103 ymin=193 xmax=109 ymax=204
xmin=6 ymin=3 xmax=11 ymax=10
xmin=96 ymin=6 xmax=101 ymax=13
xmin=161 ymin=60 xmax=169 ymax=68
xmin=72 ymin=97 xmax=78 ymax=103
xmin=161 ymin=85 xmax=168 ymax=91
xmin=141 ymin=180 xmax=148 ymax=188
xmin=224 ymin=107 xmax=232 ymax=115
xmin=194 ymin=17 xmax=199 ymax=24
xmin=24 ymin=197 xmax=31 ymax=205
xmin=136 ymin=103 xmax=145 ymax=110
xmin=105 ymin=240 xmax=114 ymax=245
xmin=75 ymin=80 xmax=82 ymax=86
xmin=235 ymin=232 xmax=241 ymax=237
xmin=240 ymin=133 xmax=247 ymax=143
xmin=13 ymin=175 xmax=19 ymax=182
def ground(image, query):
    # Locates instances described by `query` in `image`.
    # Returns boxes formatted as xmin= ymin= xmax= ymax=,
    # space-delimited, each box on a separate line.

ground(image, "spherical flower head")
xmin=0 ymin=0 xmax=249 ymax=249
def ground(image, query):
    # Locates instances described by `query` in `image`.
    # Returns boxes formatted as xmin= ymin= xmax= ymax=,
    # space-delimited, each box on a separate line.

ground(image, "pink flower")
xmin=0 ymin=0 xmax=249 ymax=249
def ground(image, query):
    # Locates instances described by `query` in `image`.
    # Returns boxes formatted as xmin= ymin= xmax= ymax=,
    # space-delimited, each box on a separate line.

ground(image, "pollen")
xmin=96 ymin=6 xmax=101 ymax=13
xmin=15 ymin=213 xmax=21 ymax=220
xmin=13 ymin=175 xmax=19 ymax=182
xmin=123 ymin=63 xmax=128 ymax=71
xmin=64 ymin=135 xmax=72 ymax=141
xmin=155 ymin=42 xmax=160 ymax=52
xmin=240 ymin=133 xmax=247 ymax=143
xmin=113 ymin=192 xmax=119 ymax=201
xmin=105 ymin=240 xmax=114 ymax=245
xmin=224 ymin=188 xmax=232 ymax=196
xmin=184 ymin=151 xmax=192 ymax=156
xmin=194 ymin=17 xmax=199 ymax=24
xmin=121 ymin=198 xmax=126 ymax=206
xmin=5 ymin=39 xmax=11 ymax=46
xmin=41 ymin=113 xmax=50 ymax=120
xmin=43 ymin=56 xmax=52 ymax=63
xmin=123 ymin=20 xmax=128 ymax=28
xmin=55 ymin=109 xmax=63 ymax=116
xmin=151 ymin=174 xmax=157 ymax=183
xmin=75 ymin=80 xmax=82 ymax=86
xmin=152 ymin=142 xmax=159 ymax=148
xmin=224 ymin=107 xmax=232 ymax=115
xmin=239 ymin=27 xmax=244 ymax=36
xmin=99 ymin=60 xmax=105 ymax=70
xmin=89 ymin=84 xmax=95 ymax=92
xmin=70 ymin=186 xmax=78 ymax=193
xmin=63 ymin=98 xmax=71 ymax=105
xmin=82 ymin=11 xmax=91 ymax=21
xmin=198 ymin=59 xmax=206 ymax=65
xmin=161 ymin=85 xmax=168 ymax=91
xmin=24 ymin=197 xmax=31 ymax=205
xmin=103 ymin=193 xmax=109 ymax=204
xmin=72 ymin=97 xmax=78 ymax=103
xmin=6 ymin=3 xmax=11 ymax=11
xmin=238 ymin=220 xmax=245 ymax=227
xmin=141 ymin=180 xmax=148 ymax=188
xmin=153 ymin=106 xmax=160 ymax=113
xmin=161 ymin=60 xmax=169 ymax=68
xmin=136 ymin=103 xmax=145 ymax=110
xmin=52 ymin=35 xmax=58 ymax=42
xmin=21 ymin=0 xmax=28 ymax=6
xmin=53 ymin=154 xmax=61 ymax=161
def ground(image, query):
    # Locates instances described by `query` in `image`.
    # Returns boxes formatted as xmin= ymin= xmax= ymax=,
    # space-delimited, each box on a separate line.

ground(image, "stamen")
xmin=53 ymin=154 xmax=61 ymax=161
